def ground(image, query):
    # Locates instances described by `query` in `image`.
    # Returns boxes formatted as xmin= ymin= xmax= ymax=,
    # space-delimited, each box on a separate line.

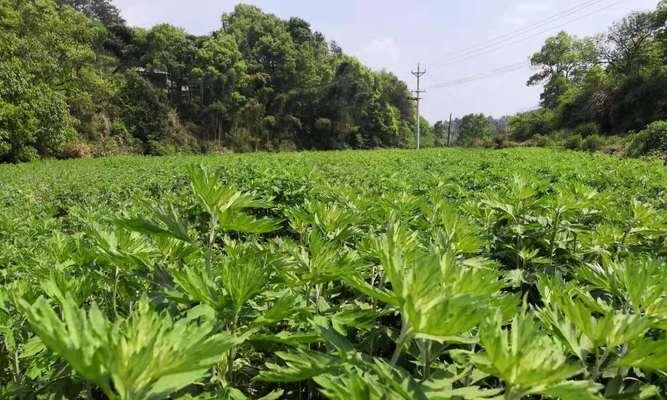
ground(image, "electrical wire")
xmin=430 ymin=0 xmax=625 ymax=70
xmin=428 ymin=61 xmax=529 ymax=90
xmin=439 ymin=0 xmax=609 ymax=63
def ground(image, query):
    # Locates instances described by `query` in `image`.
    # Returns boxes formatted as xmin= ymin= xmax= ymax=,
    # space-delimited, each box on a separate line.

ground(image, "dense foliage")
xmin=0 ymin=148 xmax=665 ymax=399
xmin=0 ymin=0 xmax=418 ymax=162
xmin=507 ymin=0 xmax=667 ymax=157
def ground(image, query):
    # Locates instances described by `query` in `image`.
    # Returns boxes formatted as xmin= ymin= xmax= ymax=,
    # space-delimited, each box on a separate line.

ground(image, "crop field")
xmin=0 ymin=148 xmax=666 ymax=399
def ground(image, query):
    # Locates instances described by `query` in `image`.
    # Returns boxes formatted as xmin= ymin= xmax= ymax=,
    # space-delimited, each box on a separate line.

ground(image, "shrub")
xmin=574 ymin=122 xmax=600 ymax=137
xmin=627 ymin=120 xmax=667 ymax=160
xmin=582 ymin=134 xmax=604 ymax=152
xmin=508 ymin=109 xmax=556 ymax=141
xmin=564 ymin=134 xmax=583 ymax=150
xmin=0 ymin=84 xmax=74 ymax=162
xmin=111 ymin=120 xmax=130 ymax=138
xmin=278 ymin=139 xmax=298 ymax=152
xmin=60 ymin=141 xmax=92 ymax=159
xmin=146 ymin=140 xmax=179 ymax=156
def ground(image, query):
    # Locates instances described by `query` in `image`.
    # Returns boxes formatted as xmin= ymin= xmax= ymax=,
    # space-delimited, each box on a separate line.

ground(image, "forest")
xmin=1 ymin=0 xmax=666 ymax=162
xmin=505 ymin=0 xmax=667 ymax=156
xmin=0 ymin=0 xmax=417 ymax=162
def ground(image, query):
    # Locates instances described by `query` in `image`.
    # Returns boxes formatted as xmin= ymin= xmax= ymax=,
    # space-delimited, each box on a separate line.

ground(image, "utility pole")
xmin=447 ymin=113 xmax=453 ymax=147
xmin=411 ymin=63 xmax=426 ymax=150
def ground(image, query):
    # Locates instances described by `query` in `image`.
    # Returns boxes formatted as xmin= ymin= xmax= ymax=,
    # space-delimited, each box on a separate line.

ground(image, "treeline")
xmin=431 ymin=115 xmax=508 ymax=147
xmin=429 ymin=2 xmax=667 ymax=158
xmin=0 ymin=0 xmax=417 ymax=162
xmin=507 ymin=1 xmax=667 ymax=157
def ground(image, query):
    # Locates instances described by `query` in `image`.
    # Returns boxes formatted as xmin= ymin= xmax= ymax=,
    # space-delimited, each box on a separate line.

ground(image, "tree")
xmin=118 ymin=71 xmax=169 ymax=146
xmin=0 ymin=0 xmax=110 ymax=161
xmin=522 ymin=1 xmax=667 ymax=136
xmin=0 ymin=0 xmax=421 ymax=161
xmin=508 ymin=109 xmax=556 ymax=141
xmin=134 ymin=24 xmax=198 ymax=107
xmin=603 ymin=12 xmax=657 ymax=75
xmin=58 ymin=0 xmax=124 ymax=26
xmin=528 ymin=32 xmax=600 ymax=109
xmin=456 ymin=114 xmax=494 ymax=147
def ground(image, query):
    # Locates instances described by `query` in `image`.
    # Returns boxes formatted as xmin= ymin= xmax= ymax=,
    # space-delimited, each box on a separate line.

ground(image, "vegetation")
xmin=0 ymin=148 xmax=665 ymax=399
xmin=504 ymin=0 xmax=667 ymax=158
xmin=1 ymin=0 xmax=664 ymax=397
xmin=0 ymin=0 xmax=419 ymax=162
xmin=2 ymin=0 xmax=666 ymax=161
xmin=627 ymin=120 xmax=667 ymax=161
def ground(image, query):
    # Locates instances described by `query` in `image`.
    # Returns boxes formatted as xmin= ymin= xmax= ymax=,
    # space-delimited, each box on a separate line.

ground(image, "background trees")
xmin=0 ymin=0 xmax=107 ymax=161
xmin=0 ymin=0 xmax=417 ymax=162
xmin=456 ymin=114 xmax=495 ymax=146
xmin=3 ymin=0 xmax=665 ymax=161
xmin=510 ymin=1 xmax=667 ymax=143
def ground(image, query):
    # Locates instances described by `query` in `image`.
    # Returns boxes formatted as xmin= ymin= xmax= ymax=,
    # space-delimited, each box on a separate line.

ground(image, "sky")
xmin=111 ymin=0 xmax=660 ymax=122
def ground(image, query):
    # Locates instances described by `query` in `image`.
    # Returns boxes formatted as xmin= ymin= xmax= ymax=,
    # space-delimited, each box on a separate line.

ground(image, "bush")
xmin=582 ymin=134 xmax=604 ymax=152
xmin=574 ymin=122 xmax=600 ymax=137
xmin=60 ymin=141 xmax=92 ymax=159
xmin=146 ymin=140 xmax=178 ymax=156
xmin=0 ymin=83 xmax=74 ymax=162
xmin=278 ymin=139 xmax=298 ymax=152
xmin=111 ymin=120 xmax=130 ymax=138
xmin=627 ymin=120 xmax=667 ymax=160
xmin=564 ymin=134 xmax=583 ymax=150
xmin=508 ymin=109 xmax=556 ymax=141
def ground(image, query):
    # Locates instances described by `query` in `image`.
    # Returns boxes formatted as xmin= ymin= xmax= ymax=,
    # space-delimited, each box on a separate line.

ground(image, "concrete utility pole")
xmin=447 ymin=113 xmax=453 ymax=147
xmin=411 ymin=63 xmax=426 ymax=150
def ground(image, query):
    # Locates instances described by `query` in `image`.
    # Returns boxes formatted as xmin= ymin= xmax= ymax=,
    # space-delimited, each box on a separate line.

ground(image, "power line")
xmin=438 ymin=0 xmax=608 ymax=64
xmin=440 ymin=0 xmax=625 ymax=66
xmin=428 ymin=61 xmax=529 ymax=90
xmin=431 ymin=0 xmax=625 ymax=70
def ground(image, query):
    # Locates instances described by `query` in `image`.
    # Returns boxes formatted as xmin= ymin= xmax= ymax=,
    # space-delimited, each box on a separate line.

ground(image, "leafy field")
xmin=0 ymin=148 xmax=666 ymax=399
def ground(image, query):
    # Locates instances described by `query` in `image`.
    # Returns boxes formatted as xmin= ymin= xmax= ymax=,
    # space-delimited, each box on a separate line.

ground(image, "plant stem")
xmin=112 ymin=266 xmax=119 ymax=316
xmin=549 ymin=210 xmax=561 ymax=259
xmin=423 ymin=340 xmax=432 ymax=380
xmin=390 ymin=323 xmax=411 ymax=366
xmin=206 ymin=213 xmax=218 ymax=273
xmin=505 ymin=387 xmax=522 ymax=400
xmin=314 ymin=283 xmax=321 ymax=314
xmin=13 ymin=348 xmax=20 ymax=383
xmin=226 ymin=310 xmax=240 ymax=385
xmin=592 ymin=347 xmax=610 ymax=380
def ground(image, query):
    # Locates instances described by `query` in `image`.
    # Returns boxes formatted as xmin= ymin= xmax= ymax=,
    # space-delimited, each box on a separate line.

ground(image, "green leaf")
xmin=17 ymin=294 xmax=239 ymax=400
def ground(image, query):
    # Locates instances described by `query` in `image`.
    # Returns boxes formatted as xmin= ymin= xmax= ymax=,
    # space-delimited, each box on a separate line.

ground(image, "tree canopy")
xmin=0 ymin=0 xmax=417 ymax=162
xmin=512 ymin=2 xmax=667 ymax=140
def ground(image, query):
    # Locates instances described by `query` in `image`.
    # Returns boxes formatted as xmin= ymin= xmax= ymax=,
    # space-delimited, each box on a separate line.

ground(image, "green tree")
xmin=118 ymin=71 xmax=169 ymax=146
xmin=508 ymin=109 xmax=556 ymax=141
xmin=0 ymin=0 xmax=108 ymax=161
xmin=603 ymin=12 xmax=658 ymax=75
xmin=528 ymin=32 xmax=600 ymax=109
xmin=523 ymin=2 xmax=667 ymax=136
xmin=57 ymin=0 xmax=124 ymax=26
xmin=456 ymin=113 xmax=494 ymax=147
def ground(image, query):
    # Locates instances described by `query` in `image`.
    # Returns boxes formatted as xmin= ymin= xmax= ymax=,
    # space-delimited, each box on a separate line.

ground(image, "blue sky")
xmin=112 ymin=0 xmax=660 ymax=122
